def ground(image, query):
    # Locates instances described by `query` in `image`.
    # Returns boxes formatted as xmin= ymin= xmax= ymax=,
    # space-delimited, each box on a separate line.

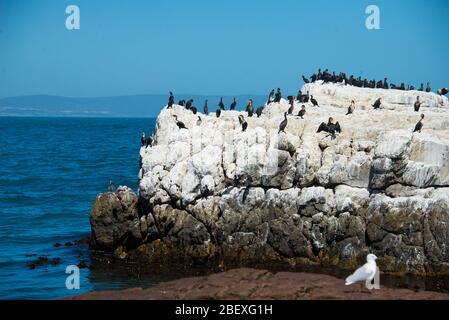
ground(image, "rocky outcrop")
xmin=90 ymin=82 xmax=449 ymax=274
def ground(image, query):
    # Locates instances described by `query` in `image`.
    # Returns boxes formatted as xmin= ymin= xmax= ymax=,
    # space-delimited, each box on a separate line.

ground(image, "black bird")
xmin=437 ymin=87 xmax=448 ymax=96
xmin=238 ymin=115 xmax=248 ymax=132
xmin=300 ymin=91 xmax=310 ymax=103
xmin=426 ymin=82 xmax=431 ymax=93
xmin=178 ymin=100 xmax=186 ymax=106
xmin=168 ymin=91 xmax=174 ymax=108
xmin=141 ymin=132 xmax=146 ymax=146
xmin=256 ymin=106 xmax=264 ymax=117
xmin=219 ymin=97 xmax=225 ymax=110
xmin=186 ymin=99 xmax=193 ymax=109
xmin=190 ymin=106 xmax=197 ymax=114
xmin=317 ymin=117 xmax=341 ymax=139
xmin=296 ymin=90 xmax=302 ymax=101
xmin=297 ymin=105 xmax=306 ymax=119
xmin=173 ymin=115 xmax=187 ymax=129
xmin=274 ymin=88 xmax=282 ymax=103
xmin=278 ymin=112 xmax=288 ymax=134
xmin=203 ymin=99 xmax=209 ymax=115
xmin=146 ymin=131 xmax=154 ymax=147
xmin=413 ymin=114 xmax=425 ymax=133
xmin=287 ymin=96 xmax=294 ymax=115
xmin=346 ymin=100 xmax=355 ymax=115
xmin=230 ymin=98 xmax=237 ymax=110
xmin=216 ymin=108 xmax=221 ymax=118
xmin=246 ymin=99 xmax=254 ymax=117
xmin=310 ymin=95 xmax=319 ymax=107
xmin=372 ymin=98 xmax=382 ymax=109
xmin=267 ymin=89 xmax=275 ymax=105
xmin=419 ymin=83 xmax=424 ymax=91
xmin=414 ymin=96 xmax=421 ymax=112
xmin=302 ymin=75 xmax=310 ymax=84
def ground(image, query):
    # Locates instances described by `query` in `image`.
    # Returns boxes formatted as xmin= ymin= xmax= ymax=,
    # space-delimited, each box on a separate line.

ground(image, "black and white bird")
xmin=140 ymin=132 xmax=146 ymax=146
xmin=278 ymin=112 xmax=288 ymax=134
xmin=346 ymin=100 xmax=355 ymax=115
xmin=216 ymin=108 xmax=221 ymax=118
xmin=173 ymin=115 xmax=187 ymax=129
xmin=196 ymin=116 xmax=202 ymax=126
xmin=238 ymin=115 xmax=248 ymax=132
xmin=246 ymin=99 xmax=254 ymax=117
xmin=317 ymin=117 xmax=341 ymax=139
xmin=413 ymin=114 xmax=425 ymax=133
xmin=414 ymin=96 xmax=421 ymax=112
xmin=437 ymin=87 xmax=448 ymax=96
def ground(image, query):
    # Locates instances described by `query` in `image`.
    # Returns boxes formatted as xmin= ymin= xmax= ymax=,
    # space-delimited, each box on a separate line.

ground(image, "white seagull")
xmin=345 ymin=254 xmax=378 ymax=287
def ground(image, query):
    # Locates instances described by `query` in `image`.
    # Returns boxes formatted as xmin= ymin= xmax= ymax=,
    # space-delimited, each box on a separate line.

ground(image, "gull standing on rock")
xmin=345 ymin=254 xmax=378 ymax=290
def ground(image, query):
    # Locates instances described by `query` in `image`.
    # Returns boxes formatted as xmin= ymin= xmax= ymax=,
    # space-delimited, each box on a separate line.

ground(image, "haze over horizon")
xmin=1 ymin=0 xmax=448 ymax=100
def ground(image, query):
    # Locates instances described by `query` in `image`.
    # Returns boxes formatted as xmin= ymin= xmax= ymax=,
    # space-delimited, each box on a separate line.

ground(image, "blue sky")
xmin=0 ymin=0 xmax=448 ymax=98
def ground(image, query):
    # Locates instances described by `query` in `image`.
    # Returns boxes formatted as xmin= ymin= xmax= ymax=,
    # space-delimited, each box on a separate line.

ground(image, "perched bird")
xmin=196 ymin=116 xmax=202 ymax=126
xmin=310 ymin=95 xmax=319 ymax=107
xmin=203 ymin=99 xmax=209 ymax=115
xmin=167 ymin=91 xmax=175 ymax=108
xmin=317 ymin=117 xmax=341 ymax=139
xmin=372 ymin=98 xmax=381 ymax=109
xmin=141 ymin=132 xmax=146 ymax=146
xmin=302 ymin=75 xmax=310 ymax=83
xmin=230 ymin=98 xmax=237 ymax=110
xmin=274 ymin=88 xmax=282 ymax=103
xmin=190 ymin=106 xmax=197 ymax=114
xmin=173 ymin=115 xmax=187 ymax=129
xmin=413 ymin=114 xmax=425 ymax=133
xmin=300 ymin=91 xmax=310 ymax=103
xmin=297 ymin=105 xmax=306 ymax=119
xmin=437 ymin=87 xmax=448 ymax=96
xmin=219 ymin=97 xmax=225 ymax=110
xmin=426 ymin=82 xmax=431 ymax=93
xmin=419 ymin=83 xmax=424 ymax=91
xmin=346 ymin=100 xmax=355 ymax=115
xmin=146 ymin=131 xmax=154 ymax=147
xmin=296 ymin=90 xmax=302 ymax=102
xmin=414 ymin=96 xmax=421 ymax=112
xmin=345 ymin=254 xmax=378 ymax=289
xmin=267 ymin=89 xmax=275 ymax=105
xmin=246 ymin=99 xmax=254 ymax=117
xmin=256 ymin=106 xmax=264 ymax=118
xmin=178 ymin=100 xmax=186 ymax=107
xmin=287 ymin=96 xmax=294 ymax=115
xmin=186 ymin=99 xmax=193 ymax=109
xmin=216 ymin=108 xmax=221 ymax=118
xmin=108 ymin=180 xmax=116 ymax=192
xmin=238 ymin=115 xmax=248 ymax=132
xmin=278 ymin=112 xmax=288 ymax=134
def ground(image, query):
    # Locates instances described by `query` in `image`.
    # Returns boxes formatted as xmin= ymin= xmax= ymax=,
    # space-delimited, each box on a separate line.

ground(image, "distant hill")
xmin=0 ymin=94 xmax=267 ymax=117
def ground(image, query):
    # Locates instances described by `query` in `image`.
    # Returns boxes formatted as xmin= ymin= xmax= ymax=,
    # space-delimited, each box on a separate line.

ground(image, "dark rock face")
xmin=90 ymin=186 xmax=142 ymax=250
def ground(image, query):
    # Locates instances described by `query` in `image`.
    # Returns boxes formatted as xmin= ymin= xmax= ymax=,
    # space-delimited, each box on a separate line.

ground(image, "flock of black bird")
xmin=302 ymin=68 xmax=449 ymax=95
xmin=141 ymin=72 xmax=448 ymax=146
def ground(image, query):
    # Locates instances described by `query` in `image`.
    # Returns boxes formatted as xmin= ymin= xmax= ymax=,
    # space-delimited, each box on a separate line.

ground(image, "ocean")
xmin=0 ymin=117 xmax=158 ymax=299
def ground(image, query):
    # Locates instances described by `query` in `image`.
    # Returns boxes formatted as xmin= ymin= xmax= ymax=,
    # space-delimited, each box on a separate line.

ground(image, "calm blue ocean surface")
xmin=0 ymin=117 xmax=156 ymax=299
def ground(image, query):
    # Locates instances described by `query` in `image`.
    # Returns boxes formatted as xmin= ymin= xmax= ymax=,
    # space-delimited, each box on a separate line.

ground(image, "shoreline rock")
xmin=71 ymin=268 xmax=449 ymax=300
xmin=90 ymin=82 xmax=449 ymax=275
